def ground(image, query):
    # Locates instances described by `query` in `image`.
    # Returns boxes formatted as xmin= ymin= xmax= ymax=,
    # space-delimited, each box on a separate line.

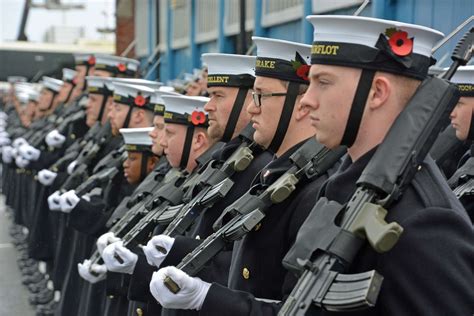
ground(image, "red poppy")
xmin=118 ymin=63 xmax=127 ymax=72
xmin=296 ymin=65 xmax=310 ymax=81
xmin=191 ymin=111 xmax=206 ymax=125
xmin=88 ymin=56 xmax=96 ymax=66
xmin=134 ymin=95 xmax=146 ymax=107
xmin=388 ymin=31 xmax=413 ymax=57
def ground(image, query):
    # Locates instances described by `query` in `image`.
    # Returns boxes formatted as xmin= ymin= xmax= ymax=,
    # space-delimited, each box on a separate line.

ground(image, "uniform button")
xmin=136 ymin=308 xmax=143 ymax=316
xmin=254 ymin=223 xmax=262 ymax=231
xmin=71 ymin=134 xmax=76 ymax=140
xmin=108 ymin=295 xmax=114 ymax=299
xmin=242 ymin=267 xmax=250 ymax=280
xmin=195 ymin=235 xmax=200 ymax=240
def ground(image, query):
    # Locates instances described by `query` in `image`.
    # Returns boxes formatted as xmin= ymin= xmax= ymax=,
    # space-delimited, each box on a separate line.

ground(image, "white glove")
xmin=0 ymin=131 xmax=9 ymax=138
xmin=0 ymin=112 xmax=8 ymax=120
xmin=102 ymin=241 xmax=138 ymax=274
xmin=59 ymin=190 xmax=81 ymax=213
xmin=19 ymin=144 xmax=40 ymax=161
xmin=0 ymin=137 xmax=11 ymax=146
xmin=2 ymin=146 xmax=13 ymax=163
xmin=78 ymin=259 xmax=107 ymax=284
xmin=15 ymin=155 xmax=29 ymax=168
xmin=97 ymin=232 xmax=121 ymax=256
xmin=38 ymin=169 xmax=57 ymax=186
xmin=67 ymin=160 xmax=78 ymax=175
xmin=143 ymin=235 xmax=175 ymax=268
xmin=150 ymin=266 xmax=211 ymax=310
xmin=45 ymin=129 xmax=66 ymax=148
xmin=47 ymin=191 xmax=62 ymax=211
xmin=11 ymin=148 xmax=18 ymax=159
xmin=12 ymin=137 xmax=28 ymax=149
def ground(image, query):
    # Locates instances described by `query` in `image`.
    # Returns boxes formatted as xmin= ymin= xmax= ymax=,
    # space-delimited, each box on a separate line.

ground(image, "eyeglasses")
xmin=251 ymin=91 xmax=288 ymax=107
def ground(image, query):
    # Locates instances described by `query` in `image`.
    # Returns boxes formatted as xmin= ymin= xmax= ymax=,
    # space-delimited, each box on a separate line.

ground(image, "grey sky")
xmin=0 ymin=0 xmax=115 ymax=42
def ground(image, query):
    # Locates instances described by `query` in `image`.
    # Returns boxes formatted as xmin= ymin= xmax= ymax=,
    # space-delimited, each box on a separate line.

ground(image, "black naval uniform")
xmin=198 ymin=139 xmax=337 ymax=316
xmin=448 ymin=144 xmax=474 ymax=223
xmin=311 ymin=149 xmax=474 ymax=315
xmin=127 ymin=135 xmax=273 ymax=316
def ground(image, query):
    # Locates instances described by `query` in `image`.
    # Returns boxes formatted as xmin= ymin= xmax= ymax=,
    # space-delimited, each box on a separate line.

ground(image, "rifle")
xmin=278 ymin=27 xmax=471 ymax=313
xmin=87 ymin=170 xmax=189 ymax=272
xmin=112 ymin=172 xmax=202 ymax=263
xmin=56 ymin=110 xmax=86 ymax=135
xmin=74 ymin=151 xmax=127 ymax=196
xmin=163 ymin=138 xmax=346 ymax=293
xmin=160 ymin=125 xmax=260 ymax=236
xmin=450 ymin=157 xmax=474 ymax=198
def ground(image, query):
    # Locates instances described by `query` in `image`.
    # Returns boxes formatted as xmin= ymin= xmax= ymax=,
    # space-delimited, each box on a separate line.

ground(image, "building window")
xmin=224 ymin=0 xmax=255 ymax=36
xmin=196 ymin=0 xmax=219 ymax=44
xmin=261 ymin=0 xmax=303 ymax=27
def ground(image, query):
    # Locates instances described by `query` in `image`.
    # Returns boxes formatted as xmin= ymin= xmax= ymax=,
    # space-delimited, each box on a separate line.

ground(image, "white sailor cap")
xmin=120 ymin=127 xmax=154 ymax=152
xmin=86 ymin=76 xmax=112 ymax=95
xmin=113 ymin=83 xmax=156 ymax=112
xmin=202 ymin=53 xmax=256 ymax=88
xmin=162 ymin=95 xmax=209 ymax=127
xmin=7 ymin=76 xmax=27 ymax=84
xmin=41 ymin=76 xmax=64 ymax=93
xmin=74 ymin=53 xmax=96 ymax=66
xmin=109 ymin=78 xmax=162 ymax=90
xmin=306 ymin=15 xmax=444 ymax=79
xmin=152 ymin=89 xmax=181 ymax=116
xmin=94 ymin=54 xmax=140 ymax=76
xmin=15 ymin=84 xmax=40 ymax=102
xmin=252 ymin=36 xmax=311 ymax=84
xmin=449 ymin=65 xmax=474 ymax=97
xmin=62 ymin=68 xmax=78 ymax=84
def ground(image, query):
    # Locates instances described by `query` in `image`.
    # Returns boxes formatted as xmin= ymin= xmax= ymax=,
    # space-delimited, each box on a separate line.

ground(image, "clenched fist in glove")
xmin=12 ymin=137 xmax=28 ymax=149
xmin=149 ymin=266 xmax=211 ymax=310
xmin=102 ymin=241 xmax=138 ymax=274
xmin=2 ymin=146 xmax=13 ymax=163
xmin=38 ymin=169 xmax=57 ymax=186
xmin=59 ymin=190 xmax=81 ymax=213
xmin=15 ymin=155 xmax=29 ymax=168
xmin=48 ymin=191 xmax=62 ymax=211
xmin=45 ymin=129 xmax=66 ymax=148
xmin=97 ymin=232 xmax=121 ymax=256
xmin=19 ymin=144 xmax=40 ymax=161
xmin=78 ymin=259 xmax=107 ymax=284
xmin=142 ymin=235 xmax=175 ymax=268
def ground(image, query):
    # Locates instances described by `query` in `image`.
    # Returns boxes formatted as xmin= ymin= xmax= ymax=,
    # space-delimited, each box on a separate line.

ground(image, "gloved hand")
xmin=2 ymin=146 xmax=13 ymax=163
xmin=78 ymin=259 xmax=107 ymax=284
xmin=97 ymin=232 xmax=121 ymax=256
xmin=45 ymin=129 xmax=66 ymax=148
xmin=0 ymin=137 xmax=11 ymax=146
xmin=10 ymin=148 xmax=18 ymax=159
xmin=149 ymin=266 xmax=211 ymax=310
xmin=47 ymin=191 xmax=62 ymax=211
xmin=15 ymin=155 xmax=29 ymax=168
xmin=67 ymin=160 xmax=78 ymax=175
xmin=0 ymin=131 xmax=9 ymax=138
xmin=38 ymin=169 xmax=57 ymax=186
xmin=142 ymin=235 xmax=175 ymax=268
xmin=12 ymin=137 xmax=28 ymax=149
xmin=102 ymin=241 xmax=138 ymax=274
xmin=59 ymin=190 xmax=81 ymax=213
xmin=19 ymin=144 xmax=40 ymax=161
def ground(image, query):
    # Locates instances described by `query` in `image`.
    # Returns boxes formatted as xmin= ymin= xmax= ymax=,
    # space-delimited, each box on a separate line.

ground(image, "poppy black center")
xmin=396 ymin=39 xmax=404 ymax=46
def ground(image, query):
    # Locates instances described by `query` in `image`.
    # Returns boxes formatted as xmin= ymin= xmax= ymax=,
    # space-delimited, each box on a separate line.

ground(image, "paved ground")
xmin=0 ymin=197 xmax=35 ymax=316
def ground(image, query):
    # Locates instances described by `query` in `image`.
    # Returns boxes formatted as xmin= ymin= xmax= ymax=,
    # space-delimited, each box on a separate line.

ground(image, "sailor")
xmin=290 ymin=15 xmax=473 ymax=315
xmin=447 ymin=65 xmax=474 ymax=222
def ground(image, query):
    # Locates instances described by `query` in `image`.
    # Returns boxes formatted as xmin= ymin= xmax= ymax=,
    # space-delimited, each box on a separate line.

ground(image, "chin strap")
xmin=468 ymin=111 xmax=474 ymax=141
xmin=340 ymin=69 xmax=376 ymax=147
xmin=97 ymin=87 xmax=112 ymax=123
xmin=139 ymin=151 xmax=152 ymax=182
xmin=268 ymin=82 xmax=300 ymax=154
xmin=179 ymin=125 xmax=195 ymax=169
xmin=65 ymin=83 xmax=76 ymax=104
xmin=221 ymin=88 xmax=249 ymax=142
